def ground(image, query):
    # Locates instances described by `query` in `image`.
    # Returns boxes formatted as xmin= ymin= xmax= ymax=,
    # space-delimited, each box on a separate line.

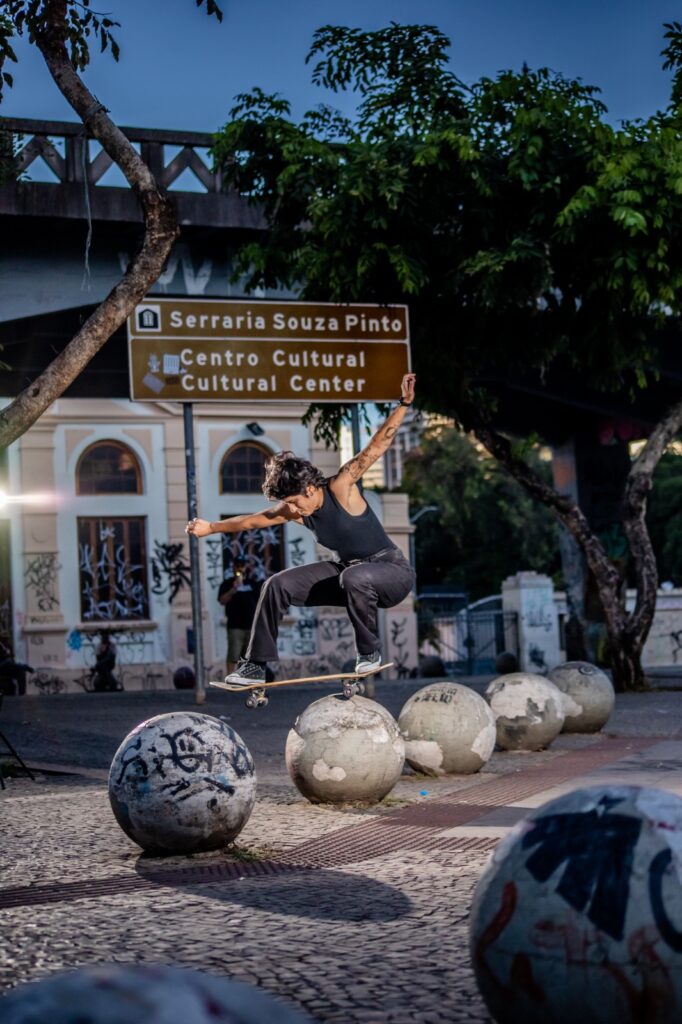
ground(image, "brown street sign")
xmin=127 ymin=298 xmax=410 ymax=403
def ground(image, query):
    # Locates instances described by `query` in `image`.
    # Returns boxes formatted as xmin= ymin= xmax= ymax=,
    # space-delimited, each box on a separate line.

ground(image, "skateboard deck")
xmin=209 ymin=662 xmax=393 ymax=694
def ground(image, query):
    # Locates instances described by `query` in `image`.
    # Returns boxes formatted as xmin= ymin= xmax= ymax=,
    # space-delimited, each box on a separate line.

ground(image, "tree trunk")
xmin=473 ymin=427 xmax=629 ymax=691
xmin=476 ymin=395 xmax=682 ymax=691
xmin=606 ymin=628 xmax=647 ymax=691
xmin=0 ymin=1 xmax=178 ymax=449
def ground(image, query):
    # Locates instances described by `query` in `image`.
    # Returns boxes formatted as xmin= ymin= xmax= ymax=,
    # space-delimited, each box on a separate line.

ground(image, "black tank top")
xmin=302 ymin=480 xmax=394 ymax=561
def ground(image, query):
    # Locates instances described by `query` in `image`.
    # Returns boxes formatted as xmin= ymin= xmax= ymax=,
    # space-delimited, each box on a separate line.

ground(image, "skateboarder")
xmin=186 ymin=372 xmax=417 ymax=686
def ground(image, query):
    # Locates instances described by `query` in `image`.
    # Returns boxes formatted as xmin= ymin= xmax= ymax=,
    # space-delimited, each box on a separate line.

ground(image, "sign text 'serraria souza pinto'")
xmin=127 ymin=299 xmax=410 ymax=402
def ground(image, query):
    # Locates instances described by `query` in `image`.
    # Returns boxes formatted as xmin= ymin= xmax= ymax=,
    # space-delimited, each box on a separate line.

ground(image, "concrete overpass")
xmin=0 ymin=116 xmax=269 ymax=397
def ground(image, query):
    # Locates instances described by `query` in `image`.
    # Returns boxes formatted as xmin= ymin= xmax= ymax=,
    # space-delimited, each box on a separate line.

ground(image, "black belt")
xmin=343 ymin=546 xmax=400 ymax=566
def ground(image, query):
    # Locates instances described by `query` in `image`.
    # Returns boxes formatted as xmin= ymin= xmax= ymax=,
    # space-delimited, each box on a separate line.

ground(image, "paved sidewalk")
xmin=2 ymin=680 xmax=682 ymax=1022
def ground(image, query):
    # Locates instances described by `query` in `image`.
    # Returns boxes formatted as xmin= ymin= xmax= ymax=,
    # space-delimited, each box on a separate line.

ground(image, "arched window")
xmin=76 ymin=441 xmax=142 ymax=495
xmin=219 ymin=443 xmax=269 ymax=494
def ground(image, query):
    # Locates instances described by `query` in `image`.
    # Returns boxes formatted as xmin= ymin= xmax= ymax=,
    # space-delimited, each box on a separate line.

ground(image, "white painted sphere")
xmin=485 ymin=673 xmax=565 ymax=751
xmin=0 ymin=964 xmax=308 ymax=1023
xmin=470 ymin=785 xmax=682 ymax=1024
xmin=548 ymin=660 xmax=615 ymax=733
xmin=108 ymin=712 xmax=256 ymax=854
xmin=285 ymin=695 xmax=404 ymax=803
xmin=398 ymin=682 xmax=496 ymax=775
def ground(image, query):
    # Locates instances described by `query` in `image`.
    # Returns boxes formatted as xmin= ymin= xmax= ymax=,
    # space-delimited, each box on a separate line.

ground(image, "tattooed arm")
xmin=331 ymin=374 xmax=416 ymax=500
xmin=186 ymin=503 xmax=302 ymax=538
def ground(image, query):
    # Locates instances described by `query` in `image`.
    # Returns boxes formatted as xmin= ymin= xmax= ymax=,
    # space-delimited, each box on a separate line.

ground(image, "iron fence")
xmin=419 ymin=608 xmax=518 ymax=675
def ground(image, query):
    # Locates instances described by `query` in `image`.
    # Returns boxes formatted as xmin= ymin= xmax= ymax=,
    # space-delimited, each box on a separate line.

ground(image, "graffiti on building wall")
xmin=25 ymin=553 xmax=61 ymax=611
xmin=205 ymin=538 xmax=224 ymax=590
xmin=288 ymin=537 xmax=306 ymax=567
xmin=30 ymin=671 xmax=66 ymax=695
xmin=528 ymin=643 xmax=548 ymax=672
xmin=293 ymin=612 xmax=317 ymax=656
xmin=317 ymin=613 xmax=355 ymax=671
xmin=79 ymin=539 xmax=146 ymax=620
xmin=216 ymin=526 xmax=283 ymax=583
xmin=151 ymin=541 xmax=191 ymax=603
xmin=389 ymin=617 xmax=411 ymax=678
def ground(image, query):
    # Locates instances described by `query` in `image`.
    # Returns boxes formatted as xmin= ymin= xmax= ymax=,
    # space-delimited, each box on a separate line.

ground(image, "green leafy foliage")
xmin=402 ymin=425 xmax=560 ymax=598
xmin=212 ymin=23 xmax=682 ymax=434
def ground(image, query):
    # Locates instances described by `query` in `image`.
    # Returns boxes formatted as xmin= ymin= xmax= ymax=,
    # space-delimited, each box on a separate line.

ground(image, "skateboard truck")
xmin=342 ymin=679 xmax=366 ymax=699
xmin=244 ymin=688 xmax=269 ymax=709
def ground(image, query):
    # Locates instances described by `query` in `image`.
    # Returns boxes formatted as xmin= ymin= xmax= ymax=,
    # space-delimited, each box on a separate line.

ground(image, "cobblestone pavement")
xmin=3 ymin=680 xmax=682 ymax=1022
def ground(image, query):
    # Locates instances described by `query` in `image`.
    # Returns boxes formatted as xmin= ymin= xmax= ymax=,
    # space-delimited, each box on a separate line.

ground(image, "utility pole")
xmin=183 ymin=403 xmax=206 ymax=704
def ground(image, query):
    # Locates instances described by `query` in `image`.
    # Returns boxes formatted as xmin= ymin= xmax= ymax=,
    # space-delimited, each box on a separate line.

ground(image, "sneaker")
xmin=224 ymin=659 xmax=266 ymax=687
xmin=355 ymin=651 xmax=382 ymax=675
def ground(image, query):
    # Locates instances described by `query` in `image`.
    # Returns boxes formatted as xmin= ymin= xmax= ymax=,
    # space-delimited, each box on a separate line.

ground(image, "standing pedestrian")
xmin=91 ymin=633 xmax=122 ymax=692
xmin=218 ymin=557 xmax=261 ymax=676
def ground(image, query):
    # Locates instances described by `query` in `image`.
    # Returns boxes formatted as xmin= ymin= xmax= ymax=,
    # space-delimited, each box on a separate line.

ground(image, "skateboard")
xmin=209 ymin=662 xmax=394 ymax=708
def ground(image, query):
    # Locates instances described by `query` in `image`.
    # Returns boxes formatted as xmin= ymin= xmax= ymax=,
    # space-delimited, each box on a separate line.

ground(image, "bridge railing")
xmin=0 ymin=117 xmax=222 ymax=193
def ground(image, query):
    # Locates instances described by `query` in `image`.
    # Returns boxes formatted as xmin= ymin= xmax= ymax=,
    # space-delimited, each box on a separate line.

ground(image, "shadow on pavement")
xmin=141 ymin=868 xmax=413 ymax=923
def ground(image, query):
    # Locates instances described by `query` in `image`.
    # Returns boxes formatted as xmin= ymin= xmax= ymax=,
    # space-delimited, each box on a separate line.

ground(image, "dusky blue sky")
xmin=2 ymin=0 xmax=680 ymax=132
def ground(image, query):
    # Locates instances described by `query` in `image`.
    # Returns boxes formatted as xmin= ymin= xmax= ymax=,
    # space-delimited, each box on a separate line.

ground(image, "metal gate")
xmin=419 ymin=608 xmax=518 ymax=675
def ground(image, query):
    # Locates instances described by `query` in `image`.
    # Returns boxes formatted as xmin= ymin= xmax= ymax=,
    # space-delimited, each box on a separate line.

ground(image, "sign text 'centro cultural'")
xmin=127 ymin=299 xmax=410 ymax=403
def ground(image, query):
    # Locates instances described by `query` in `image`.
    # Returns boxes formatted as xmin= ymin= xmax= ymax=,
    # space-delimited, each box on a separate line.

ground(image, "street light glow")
xmin=0 ymin=491 xmax=54 ymax=508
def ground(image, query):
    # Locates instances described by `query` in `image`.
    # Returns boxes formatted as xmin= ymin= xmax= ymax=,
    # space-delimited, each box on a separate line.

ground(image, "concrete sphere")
xmin=108 ymin=712 xmax=256 ymax=854
xmin=285 ymin=695 xmax=404 ymax=803
xmin=470 ymin=785 xmax=682 ymax=1024
xmin=485 ymin=673 xmax=565 ymax=751
xmin=398 ymin=682 xmax=496 ymax=775
xmin=0 ymin=964 xmax=308 ymax=1023
xmin=548 ymin=660 xmax=615 ymax=733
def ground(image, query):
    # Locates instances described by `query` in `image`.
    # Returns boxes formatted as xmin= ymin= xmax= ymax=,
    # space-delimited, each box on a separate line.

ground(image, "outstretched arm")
xmin=186 ymin=503 xmax=300 ymax=538
xmin=333 ymin=373 xmax=416 ymax=487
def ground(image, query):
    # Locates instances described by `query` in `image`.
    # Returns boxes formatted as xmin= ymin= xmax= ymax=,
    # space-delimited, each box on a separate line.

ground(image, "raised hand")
xmin=185 ymin=517 xmax=212 ymax=537
xmin=401 ymin=372 xmax=416 ymax=405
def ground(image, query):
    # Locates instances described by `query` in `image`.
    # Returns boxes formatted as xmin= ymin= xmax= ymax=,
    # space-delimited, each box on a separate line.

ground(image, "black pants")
xmin=246 ymin=548 xmax=415 ymax=663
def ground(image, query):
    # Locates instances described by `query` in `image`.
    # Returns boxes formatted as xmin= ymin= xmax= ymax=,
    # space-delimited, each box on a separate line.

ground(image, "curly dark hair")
xmin=262 ymin=451 xmax=326 ymax=500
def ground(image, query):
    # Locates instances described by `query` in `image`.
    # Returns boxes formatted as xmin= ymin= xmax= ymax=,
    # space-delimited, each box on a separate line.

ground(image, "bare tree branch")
xmin=0 ymin=0 xmax=178 ymax=448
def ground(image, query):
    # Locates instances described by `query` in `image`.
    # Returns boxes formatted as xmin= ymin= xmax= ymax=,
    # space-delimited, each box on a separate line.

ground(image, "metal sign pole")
xmin=183 ymin=402 xmax=206 ymax=705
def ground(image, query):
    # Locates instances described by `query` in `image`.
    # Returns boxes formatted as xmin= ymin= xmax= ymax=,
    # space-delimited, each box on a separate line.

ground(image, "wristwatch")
xmin=398 ymin=397 xmax=412 ymax=407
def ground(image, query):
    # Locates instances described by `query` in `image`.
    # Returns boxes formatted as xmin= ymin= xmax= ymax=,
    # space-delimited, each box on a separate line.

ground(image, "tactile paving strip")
xmin=0 ymin=836 xmax=500 ymax=910
xmin=0 ymin=734 xmax=660 ymax=908
xmin=276 ymin=735 xmax=660 ymax=867
xmin=0 ymin=860 xmax=311 ymax=910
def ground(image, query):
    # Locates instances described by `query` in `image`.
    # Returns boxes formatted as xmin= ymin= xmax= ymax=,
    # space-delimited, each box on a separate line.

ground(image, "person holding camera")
xmin=218 ymin=557 xmax=261 ymax=675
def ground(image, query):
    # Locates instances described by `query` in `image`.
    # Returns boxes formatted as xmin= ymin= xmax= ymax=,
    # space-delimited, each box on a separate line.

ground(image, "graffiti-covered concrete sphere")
xmin=485 ymin=673 xmax=564 ymax=751
xmin=548 ymin=660 xmax=616 ymax=733
xmin=470 ymin=785 xmax=682 ymax=1024
xmin=0 ymin=964 xmax=309 ymax=1024
xmin=108 ymin=712 xmax=256 ymax=854
xmin=398 ymin=682 xmax=496 ymax=775
xmin=285 ymin=695 xmax=404 ymax=804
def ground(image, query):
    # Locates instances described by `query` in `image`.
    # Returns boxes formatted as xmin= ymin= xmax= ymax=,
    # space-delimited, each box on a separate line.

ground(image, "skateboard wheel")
xmin=355 ymin=682 xmax=365 ymax=696
xmin=245 ymin=694 xmax=257 ymax=709
xmin=258 ymin=696 xmax=269 ymax=708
